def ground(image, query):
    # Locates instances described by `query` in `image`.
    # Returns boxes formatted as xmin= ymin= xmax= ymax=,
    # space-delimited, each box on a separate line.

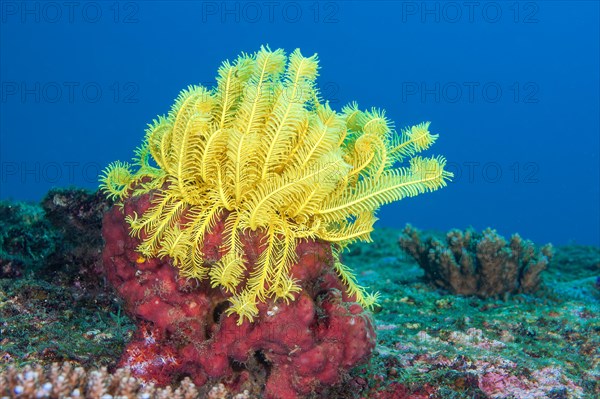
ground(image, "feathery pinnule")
xmin=100 ymin=45 xmax=452 ymax=324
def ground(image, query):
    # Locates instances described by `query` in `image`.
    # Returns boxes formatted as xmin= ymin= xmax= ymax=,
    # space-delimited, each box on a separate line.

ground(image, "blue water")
xmin=1 ymin=1 xmax=598 ymax=246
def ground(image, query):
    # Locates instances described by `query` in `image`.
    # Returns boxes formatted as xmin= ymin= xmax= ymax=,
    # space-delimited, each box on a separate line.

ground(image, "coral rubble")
xmin=399 ymin=225 xmax=553 ymax=297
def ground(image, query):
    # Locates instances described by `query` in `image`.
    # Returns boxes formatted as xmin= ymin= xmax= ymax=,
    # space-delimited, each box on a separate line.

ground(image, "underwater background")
xmin=1 ymin=0 xmax=598 ymax=246
xmin=1 ymin=2 xmax=600 ymax=399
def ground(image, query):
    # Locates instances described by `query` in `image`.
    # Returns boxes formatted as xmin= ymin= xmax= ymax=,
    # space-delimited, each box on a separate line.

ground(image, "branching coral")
xmin=0 ymin=362 xmax=250 ymax=399
xmin=399 ymin=225 xmax=553 ymax=297
xmin=99 ymin=45 xmax=452 ymax=323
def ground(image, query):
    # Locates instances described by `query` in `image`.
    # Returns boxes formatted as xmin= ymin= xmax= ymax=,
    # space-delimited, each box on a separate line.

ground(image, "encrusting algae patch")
xmin=99 ymin=45 xmax=452 ymax=324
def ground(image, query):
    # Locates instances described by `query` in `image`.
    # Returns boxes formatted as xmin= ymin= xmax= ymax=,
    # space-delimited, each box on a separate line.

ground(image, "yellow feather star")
xmin=100 ymin=45 xmax=453 ymax=324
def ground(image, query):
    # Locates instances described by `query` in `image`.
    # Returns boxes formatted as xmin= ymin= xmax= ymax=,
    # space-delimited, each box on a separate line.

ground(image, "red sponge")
xmin=102 ymin=193 xmax=376 ymax=399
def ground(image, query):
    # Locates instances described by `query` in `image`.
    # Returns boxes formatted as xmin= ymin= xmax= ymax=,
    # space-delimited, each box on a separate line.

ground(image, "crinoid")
xmin=100 ymin=46 xmax=452 ymax=324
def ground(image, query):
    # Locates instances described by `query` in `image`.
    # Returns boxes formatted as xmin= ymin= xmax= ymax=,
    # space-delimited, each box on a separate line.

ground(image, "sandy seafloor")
xmin=0 ymin=193 xmax=598 ymax=399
